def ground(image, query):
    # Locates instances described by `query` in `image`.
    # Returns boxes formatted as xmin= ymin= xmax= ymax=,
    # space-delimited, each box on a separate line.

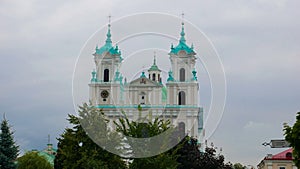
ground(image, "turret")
xmin=148 ymin=52 xmax=162 ymax=83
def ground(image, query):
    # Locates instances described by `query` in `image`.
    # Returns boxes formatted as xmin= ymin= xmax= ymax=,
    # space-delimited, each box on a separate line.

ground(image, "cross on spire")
xmin=108 ymin=14 xmax=112 ymax=25
xmin=105 ymin=14 xmax=112 ymax=45
xmin=181 ymin=12 xmax=185 ymax=24
xmin=180 ymin=13 xmax=186 ymax=43
xmin=153 ymin=51 xmax=156 ymax=65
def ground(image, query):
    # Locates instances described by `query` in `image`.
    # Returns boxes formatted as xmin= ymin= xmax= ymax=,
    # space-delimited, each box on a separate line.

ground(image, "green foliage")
xmin=114 ymin=111 xmax=233 ymax=169
xmin=284 ymin=111 xmax=300 ymax=167
xmin=0 ymin=117 xmax=19 ymax=169
xmin=169 ymin=136 xmax=199 ymax=169
xmin=129 ymin=153 xmax=178 ymax=169
xmin=114 ymin=113 xmax=171 ymax=138
xmin=173 ymin=136 xmax=232 ymax=169
xmin=17 ymin=152 xmax=53 ymax=169
xmin=54 ymin=103 xmax=126 ymax=169
xmin=114 ymin=113 xmax=178 ymax=169
xmin=233 ymin=163 xmax=246 ymax=169
xmin=55 ymin=103 xmax=234 ymax=169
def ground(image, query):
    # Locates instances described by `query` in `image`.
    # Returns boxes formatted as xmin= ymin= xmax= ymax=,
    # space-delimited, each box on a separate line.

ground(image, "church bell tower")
xmin=89 ymin=22 xmax=123 ymax=106
xmin=166 ymin=22 xmax=199 ymax=106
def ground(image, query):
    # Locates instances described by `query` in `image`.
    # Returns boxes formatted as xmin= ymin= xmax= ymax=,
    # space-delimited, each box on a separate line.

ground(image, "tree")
xmin=233 ymin=163 xmax=246 ymax=169
xmin=0 ymin=116 xmax=19 ymax=169
xmin=173 ymin=136 xmax=200 ymax=169
xmin=54 ymin=103 xmax=126 ymax=169
xmin=114 ymin=113 xmax=179 ymax=169
xmin=115 ymin=111 xmax=234 ymax=169
xmin=284 ymin=111 xmax=300 ymax=168
xmin=17 ymin=152 xmax=53 ymax=169
xmin=172 ymin=136 xmax=232 ymax=169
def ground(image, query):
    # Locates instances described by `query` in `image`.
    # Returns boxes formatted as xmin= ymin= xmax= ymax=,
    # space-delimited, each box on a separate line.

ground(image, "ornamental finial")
xmin=153 ymin=51 xmax=156 ymax=65
xmin=105 ymin=15 xmax=112 ymax=46
xmin=108 ymin=14 xmax=111 ymax=25
xmin=181 ymin=12 xmax=185 ymax=25
xmin=180 ymin=13 xmax=186 ymax=43
xmin=106 ymin=25 xmax=112 ymax=44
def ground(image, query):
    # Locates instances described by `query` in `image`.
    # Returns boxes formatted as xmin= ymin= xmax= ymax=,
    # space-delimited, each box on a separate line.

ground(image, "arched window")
xmin=139 ymin=92 xmax=146 ymax=105
xmin=178 ymin=91 xmax=186 ymax=105
xmin=152 ymin=73 xmax=156 ymax=81
xmin=180 ymin=68 xmax=185 ymax=82
xmin=286 ymin=152 xmax=292 ymax=158
xmin=104 ymin=69 xmax=109 ymax=82
xmin=178 ymin=122 xmax=185 ymax=137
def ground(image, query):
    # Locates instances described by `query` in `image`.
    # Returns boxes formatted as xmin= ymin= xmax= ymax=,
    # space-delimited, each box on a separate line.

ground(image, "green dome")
xmin=148 ymin=54 xmax=161 ymax=72
xmin=95 ymin=24 xmax=121 ymax=56
xmin=38 ymin=151 xmax=56 ymax=167
xmin=170 ymin=23 xmax=195 ymax=55
xmin=148 ymin=64 xmax=160 ymax=71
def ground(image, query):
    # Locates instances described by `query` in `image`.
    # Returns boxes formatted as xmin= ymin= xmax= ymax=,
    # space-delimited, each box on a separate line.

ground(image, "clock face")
xmin=101 ymin=90 xmax=109 ymax=98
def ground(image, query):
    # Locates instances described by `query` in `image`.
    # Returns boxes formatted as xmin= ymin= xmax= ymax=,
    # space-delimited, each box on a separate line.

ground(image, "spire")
xmin=104 ymin=14 xmax=113 ymax=47
xmin=153 ymin=51 xmax=156 ymax=65
xmin=148 ymin=51 xmax=161 ymax=72
xmin=180 ymin=12 xmax=186 ymax=43
xmin=95 ymin=15 xmax=121 ymax=56
xmin=105 ymin=23 xmax=112 ymax=46
xmin=180 ymin=22 xmax=186 ymax=43
xmin=169 ymin=13 xmax=196 ymax=55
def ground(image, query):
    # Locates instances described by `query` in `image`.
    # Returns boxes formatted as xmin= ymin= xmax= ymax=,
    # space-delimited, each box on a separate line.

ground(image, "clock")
xmin=100 ymin=90 xmax=109 ymax=98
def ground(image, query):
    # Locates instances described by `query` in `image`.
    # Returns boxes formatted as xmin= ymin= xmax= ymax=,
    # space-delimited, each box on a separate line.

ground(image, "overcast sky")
xmin=1 ymin=0 xmax=300 ymax=166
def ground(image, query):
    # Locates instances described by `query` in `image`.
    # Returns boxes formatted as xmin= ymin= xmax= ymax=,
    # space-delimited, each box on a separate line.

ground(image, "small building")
xmin=257 ymin=148 xmax=297 ymax=169
xmin=31 ymin=143 xmax=57 ymax=167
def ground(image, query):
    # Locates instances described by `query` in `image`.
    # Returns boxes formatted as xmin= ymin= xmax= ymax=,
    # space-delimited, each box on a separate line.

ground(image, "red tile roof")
xmin=265 ymin=148 xmax=293 ymax=160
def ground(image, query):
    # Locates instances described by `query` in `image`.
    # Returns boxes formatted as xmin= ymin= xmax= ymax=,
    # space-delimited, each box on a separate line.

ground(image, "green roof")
xmin=95 ymin=24 xmax=121 ymax=56
xmin=170 ymin=23 xmax=195 ymax=55
xmin=148 ymin=55 xmax=161 ymax=72
xmin=38 ymin=151 xmax=55 ymax=167
xmin=148 ymin=64 xmax=160 ymax=71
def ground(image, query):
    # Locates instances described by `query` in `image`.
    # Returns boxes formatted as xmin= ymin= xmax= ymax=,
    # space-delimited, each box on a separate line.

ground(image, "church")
xmin=88 ymin=20 xmax=204 ymax=142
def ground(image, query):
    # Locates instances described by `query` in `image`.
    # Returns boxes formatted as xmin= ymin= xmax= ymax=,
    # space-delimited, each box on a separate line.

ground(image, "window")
xmin=152 ymin=73 xmax=156 ymax=81
xmin=286 ymin=152 xmax=292 ymax=158
xmin=104 ymin=69 xmax=109 ymax=82
xmin=279 ymin=167 xmax=285 ymax=169
xmin=140 ymin=92 xmax=146 ymax=104
xmin=180 ymin=68 xmax=185 ymax=82
xmin=178 ymin=122 xmax=185 ymax=137
xmin=178 ymin=91 xmax=186 ymax=105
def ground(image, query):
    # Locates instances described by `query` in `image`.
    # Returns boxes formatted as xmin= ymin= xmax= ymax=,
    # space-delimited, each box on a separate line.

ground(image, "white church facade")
xmin=88 ymin=21 xmax=204 ymax=141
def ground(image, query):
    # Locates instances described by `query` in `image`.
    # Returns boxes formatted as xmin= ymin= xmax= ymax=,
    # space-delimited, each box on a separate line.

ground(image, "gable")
xmin=128 ymin=77 xmax=161 ymax=87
